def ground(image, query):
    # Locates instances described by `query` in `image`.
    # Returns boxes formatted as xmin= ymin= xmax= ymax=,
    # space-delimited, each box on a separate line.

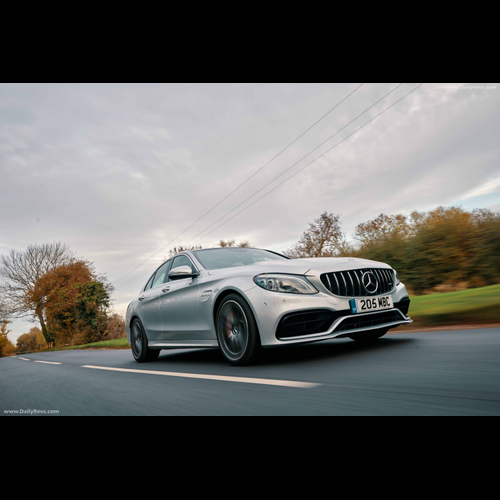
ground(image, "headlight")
xmin=253 ymin=274 xmax=318 ymax=294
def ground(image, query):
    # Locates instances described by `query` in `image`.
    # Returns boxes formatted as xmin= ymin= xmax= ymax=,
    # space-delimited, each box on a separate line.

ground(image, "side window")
xmin=144 ymin=273 xmax=156 ymax=291
xmin=169 ymin=255 xmax=197 ymax=281
xmin=151 ymin=261 xmax=171 ymax=288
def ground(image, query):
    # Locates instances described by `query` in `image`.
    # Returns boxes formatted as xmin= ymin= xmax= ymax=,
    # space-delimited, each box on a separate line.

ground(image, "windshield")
xmin=192 ymin=248 xmax=288 ymax=270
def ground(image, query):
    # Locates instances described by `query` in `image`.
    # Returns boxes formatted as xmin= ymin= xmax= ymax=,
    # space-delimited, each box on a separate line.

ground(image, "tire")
xmin=130 ymin=318 xmax=160 ymax=363
xmin=349 ymin=328 xmax=388 ymax=343
xmin=216 ymin=294 xmax=261 ymax=366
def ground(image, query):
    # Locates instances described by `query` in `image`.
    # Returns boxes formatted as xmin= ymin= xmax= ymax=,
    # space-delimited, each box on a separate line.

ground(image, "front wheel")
xmin=131 ymin=319 xmax=160 ymax=362
xmin=216 ymin=294 xmax=261 ymax=366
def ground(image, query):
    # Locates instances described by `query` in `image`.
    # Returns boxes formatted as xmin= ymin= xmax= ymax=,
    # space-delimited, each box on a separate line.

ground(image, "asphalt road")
xmin=2 ymin=328 xmax=499 ymax=415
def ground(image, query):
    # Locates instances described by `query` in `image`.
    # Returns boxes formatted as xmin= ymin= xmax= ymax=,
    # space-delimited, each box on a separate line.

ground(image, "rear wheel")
xmin=131 ymin=319 xmax=160 ymax=362
xmin=216 ymin=294 xmax=261 ymax=366
xmin=349 ymin=328 xmax=388 ymax=343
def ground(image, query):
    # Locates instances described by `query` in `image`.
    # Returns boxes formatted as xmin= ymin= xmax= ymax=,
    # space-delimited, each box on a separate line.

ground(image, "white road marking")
xmin=18 ymin=357 xmax=30 ymax=361
xmin=82 ymin=365 xmax=320 ymax=389
xmin=34 ymin=360 xmax=62 ymax=365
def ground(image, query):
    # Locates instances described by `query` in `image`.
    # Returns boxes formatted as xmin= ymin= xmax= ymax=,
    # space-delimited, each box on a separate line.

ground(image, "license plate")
xmin=350 ymin=296 xmax=393 ymax=314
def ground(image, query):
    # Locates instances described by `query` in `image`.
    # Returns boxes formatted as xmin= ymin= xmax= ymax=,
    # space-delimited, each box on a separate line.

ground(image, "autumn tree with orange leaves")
xmin=0 ymin=320 xmax=15 ymax=357
xmin=285 ymin=206 xmax=499 ymax=294
xmin=353 ymin=207 xmax=500 ymax=294
xmin=25 ymin=260 xmax=113 ymax=346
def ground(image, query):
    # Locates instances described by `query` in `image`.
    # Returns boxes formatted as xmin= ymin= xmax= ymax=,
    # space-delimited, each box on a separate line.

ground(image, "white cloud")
xmin=462 ymin=176 xmax=500 ymax=199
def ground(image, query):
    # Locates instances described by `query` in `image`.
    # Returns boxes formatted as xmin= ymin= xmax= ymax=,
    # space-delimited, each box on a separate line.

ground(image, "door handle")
xmin=162 ymin=287 xmax=170 ymax=293
xmin=138 ymin=296 xmax=145 ymax=301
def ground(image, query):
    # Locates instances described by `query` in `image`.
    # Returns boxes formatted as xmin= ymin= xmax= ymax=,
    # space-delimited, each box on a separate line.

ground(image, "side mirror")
xmin=168 ymin=265 xmax=199 ymax=280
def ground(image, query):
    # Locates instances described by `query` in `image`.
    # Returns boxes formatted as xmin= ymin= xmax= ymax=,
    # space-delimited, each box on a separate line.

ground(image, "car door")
xmin=158 ymin=254 xmax=203 ymax=341
xmin=137 ymin=261 xmax=171 ymax=340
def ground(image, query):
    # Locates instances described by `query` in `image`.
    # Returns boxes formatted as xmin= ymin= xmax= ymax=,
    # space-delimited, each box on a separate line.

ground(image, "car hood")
xmin=206 ymin=256 xmax=392 ymax=278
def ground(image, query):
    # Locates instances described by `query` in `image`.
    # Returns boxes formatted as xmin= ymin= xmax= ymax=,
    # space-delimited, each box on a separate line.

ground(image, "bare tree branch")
xmin=0 ymin=242 xmax=73 ymax=320
xmin=286 ymin=212 xmax=352 ymax=258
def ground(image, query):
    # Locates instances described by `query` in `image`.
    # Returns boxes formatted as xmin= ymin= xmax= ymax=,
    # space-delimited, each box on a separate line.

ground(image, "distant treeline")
xmin=342 ymin=206 xmax=500 ymax=294
xmin=174 ymin=206 xmax=500 ymax=295
xmin=173 ymin=207 xmax=500 ymax=295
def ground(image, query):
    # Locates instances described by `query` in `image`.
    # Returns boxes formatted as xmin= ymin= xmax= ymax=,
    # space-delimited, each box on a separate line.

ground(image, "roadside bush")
xmin=351 ymin=206 xmax=500 ymax=294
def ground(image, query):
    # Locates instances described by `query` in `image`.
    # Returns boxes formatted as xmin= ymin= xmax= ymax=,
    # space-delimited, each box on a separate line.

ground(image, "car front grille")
xmin=320 ymin=268 xmax=395 ymax=297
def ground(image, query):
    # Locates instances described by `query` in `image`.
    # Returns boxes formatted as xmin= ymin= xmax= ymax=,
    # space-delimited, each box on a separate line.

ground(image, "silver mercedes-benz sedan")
xmin=126 ymin=247 xmax=412 ymax=365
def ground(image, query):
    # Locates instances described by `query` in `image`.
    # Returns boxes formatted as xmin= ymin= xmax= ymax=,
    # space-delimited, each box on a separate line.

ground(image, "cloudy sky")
xmin=1 ymin=83 xmax=499 ymax=342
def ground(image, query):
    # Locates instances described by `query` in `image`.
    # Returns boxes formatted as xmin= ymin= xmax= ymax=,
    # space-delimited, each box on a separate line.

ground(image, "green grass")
xmin=56 ymin=337 xmax=130 ymax=350
xmin=402 ymin=283 xmax=500 ymax=328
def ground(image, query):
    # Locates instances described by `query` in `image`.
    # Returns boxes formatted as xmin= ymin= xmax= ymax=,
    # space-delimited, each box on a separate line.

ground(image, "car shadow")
xmin=258 ymin=337 xmax=415 ymax=366
xmin=154 ymin=336 xmax=416 ymax=368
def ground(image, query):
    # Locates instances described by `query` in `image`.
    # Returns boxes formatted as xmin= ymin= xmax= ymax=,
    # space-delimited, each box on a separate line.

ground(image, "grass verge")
xmin=399 ymin=283 xmax=500 ymax=329
xmin=57 ymin=337 xmax=130 ymax=350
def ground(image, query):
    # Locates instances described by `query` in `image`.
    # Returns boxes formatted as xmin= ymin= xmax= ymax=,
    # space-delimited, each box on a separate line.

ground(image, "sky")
xmin=1 ymin=82 xmax=499 ymax=343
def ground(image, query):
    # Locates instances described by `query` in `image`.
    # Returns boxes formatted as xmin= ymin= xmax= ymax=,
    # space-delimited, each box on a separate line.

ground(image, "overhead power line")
xmin=116 ymin=84 xmax=423 ymax=291
xmin=187 ymin=83 xmax=405 ymax=245
xmin=113 ymin=84 xmax=365 ymax=288
xmin=194 ymin=83 xmax=425 ymax=245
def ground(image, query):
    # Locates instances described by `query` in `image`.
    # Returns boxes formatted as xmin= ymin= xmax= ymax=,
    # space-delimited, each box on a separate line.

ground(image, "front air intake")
xmin=276 ymin=309 xmax=350 ymax=340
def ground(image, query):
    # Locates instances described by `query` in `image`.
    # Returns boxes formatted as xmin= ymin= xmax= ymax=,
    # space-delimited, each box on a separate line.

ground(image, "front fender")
xmin=198 ymin=274 xmax=259 ymax=339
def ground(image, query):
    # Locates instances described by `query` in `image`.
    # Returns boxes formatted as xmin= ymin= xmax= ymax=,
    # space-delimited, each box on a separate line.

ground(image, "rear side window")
xmin=144 ymin=273 xmax=155 ymax=291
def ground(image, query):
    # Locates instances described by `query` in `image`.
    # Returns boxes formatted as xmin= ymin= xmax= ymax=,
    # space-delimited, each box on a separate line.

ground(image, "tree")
xmin=218 ymin=239 xmax=252 ymax=248
xmin=469 ymin=208 xmax=500 ymax=284
xmin=0 ymin=320 xmax=14 ymax=357
xmin=168 ymin=245 xmax=203 ymax=258
xmin=404 ymin=206 xmax=481 ymax=293
xmin=286 ymin=211 xmax=352 ymax=258
xmin=0 ymin=298 xmax=8 ymax=322
xmin=167 ymin=240 xmax=252 ymax=259
xmin=351 ymin=206 xmax=500 ymax=294
xmin=16 ymin=330 xmax=39 ymax=353
xmin=0 ymin=243 xmax=73 ymax=344
xmin=353 ymin=213 xmax=412 ymax=277
xmin=25 ymin=259 xmax=113 ymax=346
xmin=35 ymin=328 xmax=47 ymax=350
xmin=354 ymin=213 xmax=411 ymax=249
xmin=105 ymin=312 xmax=126 ymax=340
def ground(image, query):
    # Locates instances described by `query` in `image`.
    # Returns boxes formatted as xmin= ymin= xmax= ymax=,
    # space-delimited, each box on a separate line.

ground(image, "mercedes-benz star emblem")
xmin=362 ymin=271 xmax=378 ymax=294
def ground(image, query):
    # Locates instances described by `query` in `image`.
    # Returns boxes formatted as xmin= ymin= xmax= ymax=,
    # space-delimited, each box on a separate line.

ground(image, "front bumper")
xmin=244 ymin=283 xmax=412 ymax=347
